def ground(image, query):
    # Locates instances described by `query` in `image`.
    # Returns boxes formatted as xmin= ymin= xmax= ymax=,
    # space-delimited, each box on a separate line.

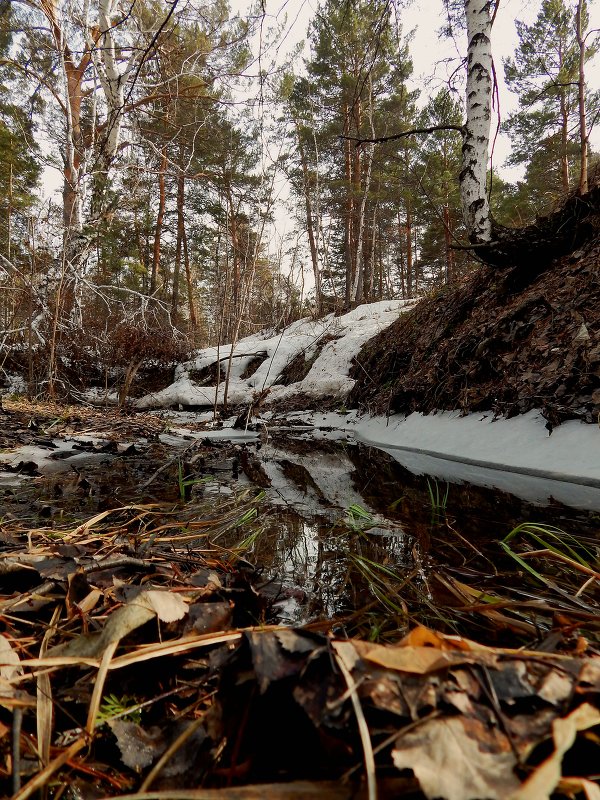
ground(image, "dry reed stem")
xmin=332 ymin=642 xmax=377 ymax=800
xmin=518 ymin=549 xmax=600 ymax=579
xmin=86 ymin=641 xmax=118 ymax=733
xmin=36 ymin=606 xmax=61 ymax=772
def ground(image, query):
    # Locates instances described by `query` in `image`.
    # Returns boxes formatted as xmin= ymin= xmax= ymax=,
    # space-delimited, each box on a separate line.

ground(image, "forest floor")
xmin=1 ymin=220 xmax=600 ymax=799
xmin=0 ymin=398 xmax=599 ymax=799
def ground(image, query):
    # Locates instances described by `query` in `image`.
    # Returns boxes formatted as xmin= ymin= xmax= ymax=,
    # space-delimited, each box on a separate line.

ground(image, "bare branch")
xmin=340 ymin=124 xmax=464 ymax=148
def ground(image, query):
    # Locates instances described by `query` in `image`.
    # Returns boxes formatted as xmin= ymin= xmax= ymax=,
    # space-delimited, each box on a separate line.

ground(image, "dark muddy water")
xmin=2 ymin=426 xmax=598 ymax=643
xmin=201 ymin=433 xmax=600 ymax=641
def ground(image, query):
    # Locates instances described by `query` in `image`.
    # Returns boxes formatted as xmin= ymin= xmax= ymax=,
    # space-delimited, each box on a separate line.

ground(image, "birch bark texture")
xmin=461 ymin=0 xmax=493 ymax=243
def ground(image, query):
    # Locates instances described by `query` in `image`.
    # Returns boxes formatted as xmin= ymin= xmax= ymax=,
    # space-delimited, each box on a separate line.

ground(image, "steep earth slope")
xmin=349 ymin=231 xmax=600 ymax=426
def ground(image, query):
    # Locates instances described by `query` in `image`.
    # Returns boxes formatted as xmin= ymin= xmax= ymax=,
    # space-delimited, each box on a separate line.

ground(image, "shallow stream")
xmin=1 ymin=421 xmax=598 ymax=644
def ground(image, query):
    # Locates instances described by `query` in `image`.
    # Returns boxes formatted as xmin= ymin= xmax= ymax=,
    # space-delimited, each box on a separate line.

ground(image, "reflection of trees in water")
xmin=243 ymin=440 xmax=597 ymax=631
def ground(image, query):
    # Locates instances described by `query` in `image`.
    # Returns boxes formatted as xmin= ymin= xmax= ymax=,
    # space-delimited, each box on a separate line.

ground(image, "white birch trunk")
xmin=461 ymin=0 xmax=493 ymax=243
xmin=89 ymin=0 xmax=131 ymax=173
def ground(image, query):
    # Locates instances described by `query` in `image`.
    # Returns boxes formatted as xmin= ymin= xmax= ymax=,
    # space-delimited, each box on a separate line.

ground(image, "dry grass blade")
xmin=333 ymin=642 xmax=377 ymax=800
xmin=16 ymin=656 xmax=102 ymax=672
xmin=517 ymin=549 xmax=600 ymax=579
xmin=86 ymin=641 xmax=118 ymax=733
xmin=18 ymin=630 xmax=250 ymax=682
xmin=434 ymin=574 xmax=538 ymax=635
xmin=107 ymin=630 xmax=244 ymax=669
xmin=36 ymin=606 xmax=61 ymax=774
xmin=97 ymin=780 xmax=399 ymax=799
xmin=68 ymin=504 xmax=163 ymax=537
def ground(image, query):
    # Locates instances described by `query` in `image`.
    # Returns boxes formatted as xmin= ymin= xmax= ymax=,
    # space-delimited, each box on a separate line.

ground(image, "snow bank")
xmin=356 ymin=410 xmax=600 ymax=509
xmin=136 ymin=300 xmax=416 ymax=410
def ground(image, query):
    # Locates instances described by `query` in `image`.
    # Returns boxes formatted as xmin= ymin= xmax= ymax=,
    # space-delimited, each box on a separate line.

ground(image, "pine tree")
xmin=288 ymin=0 xmax=416 ymax=305
xmin=415 ymin=90 xmax=468 ymax=285
xmin=0 ymin=1 xmax=40 ymax=264
xmin=503 ymin=0 xmax=599 ymax=207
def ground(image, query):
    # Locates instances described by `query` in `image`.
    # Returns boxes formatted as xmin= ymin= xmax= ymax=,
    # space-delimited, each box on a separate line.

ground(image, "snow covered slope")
xmin=136 ymin=300 xmax=416 ymax=410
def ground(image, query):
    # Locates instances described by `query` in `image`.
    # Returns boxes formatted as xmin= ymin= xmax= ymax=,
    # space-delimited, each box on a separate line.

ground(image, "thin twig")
xmin=12 ymin=707 xmax=23 ymax=795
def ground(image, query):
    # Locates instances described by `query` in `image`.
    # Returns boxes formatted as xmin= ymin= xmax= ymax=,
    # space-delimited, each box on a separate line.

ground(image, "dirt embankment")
xmin=349 ymin=234 xmax=600 ymax=426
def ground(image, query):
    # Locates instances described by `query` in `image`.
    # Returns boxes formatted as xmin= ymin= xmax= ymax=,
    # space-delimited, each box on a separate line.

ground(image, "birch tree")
xmin=9 ymin=0 xmax=184 ymax=254
xmin=460 ymin=0 xmax=494 ymax=243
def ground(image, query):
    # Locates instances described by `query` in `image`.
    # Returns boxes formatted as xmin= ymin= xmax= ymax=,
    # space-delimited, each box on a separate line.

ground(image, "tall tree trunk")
xmin=350 ymin=141 xmax=372 ymax=304
xmin=366 ymin=202 xmax=378 ymax=301
xmin=293 ymin=119 xmax=322 ymax=312
xmin=576 ymin=0 xmax=588 ymax=194
xmin=172 ymin=204 xmax=182 ymax=319
xmin=134 ymin=209 xmax=149 ymax=293
xmin=350 ymin=98 xmax=362 ymax=303
xmin=443 ymin=205 xmax=454 ymax=284
xmin=461 ymin=0 xmax=493 ymax=243
xmin=351 ymin=79 xmax=375 ymax=305
xmin=182 ymin=226 xmax=198 ymax=330
xmin=172 ymin=156 xmax=186 ymax=319
xmin=397 ymin=212 xmax=406 ymax=298
xmin=151 ymin=146 xmax=168 ymax=295
xmin=225 ymin=186 xmax=241 ymax=343
xmin=405 ymin=200 xmax=413 ymax=298
xmin=343 ymin=112 xmax=354 ymax=308
xmin=7 ymin=161 xmax=12 ymax=261
xmin=559 ymin=87 xmax=570 ymax=194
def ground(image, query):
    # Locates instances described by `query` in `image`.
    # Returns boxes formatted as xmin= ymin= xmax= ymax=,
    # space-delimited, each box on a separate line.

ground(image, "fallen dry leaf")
xmin=0 ymin=634 xmax=22 ymax=697
xmin=50 ymin=589 xmax=189 ymax=660
xmin=363 ymin=643 xmax=468 ymax=674
xmin=400 ymin=625 xmax=476 ymax=650
xmin=508 ymin=703 xmax=600 ymax=800
xmin=392 ymin=715 xmax=520 ymax=800
xmin=142 ymin=590 xmax=188 ymax=622
xmin=108 ymin=720 xmax=166 ymax=771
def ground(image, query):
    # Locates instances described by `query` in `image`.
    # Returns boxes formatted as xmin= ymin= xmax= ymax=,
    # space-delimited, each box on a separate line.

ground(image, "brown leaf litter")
xmin=0 ymin=402 xmax=599 ymax=798
xmin=1 ymin=492 xmax=599 ymax=798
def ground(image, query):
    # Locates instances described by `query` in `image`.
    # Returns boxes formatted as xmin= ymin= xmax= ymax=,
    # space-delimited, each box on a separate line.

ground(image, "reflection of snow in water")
xmin=259 ymin=443 xmax=366 ymax=513
xmin=244 ymin=439 xmax=412 ymax=624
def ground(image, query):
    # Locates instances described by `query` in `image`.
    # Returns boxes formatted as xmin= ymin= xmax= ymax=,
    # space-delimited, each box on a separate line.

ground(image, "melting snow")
xmin=136 ymin=300 xmax=416 ymax=410
xmin=98 ymin=298 xmax=600 ymax=508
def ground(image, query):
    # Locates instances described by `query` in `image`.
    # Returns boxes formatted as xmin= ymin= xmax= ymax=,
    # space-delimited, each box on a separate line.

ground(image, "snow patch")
xmin=136 ymin=300 xmax=416 ymax=410
xmin=356 ymin=410 xmax=600 ymax=509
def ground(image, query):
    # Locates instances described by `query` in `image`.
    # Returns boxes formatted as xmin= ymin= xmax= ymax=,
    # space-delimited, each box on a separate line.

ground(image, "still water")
xmin=204 ymin=432 xmax=599 ymax=641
